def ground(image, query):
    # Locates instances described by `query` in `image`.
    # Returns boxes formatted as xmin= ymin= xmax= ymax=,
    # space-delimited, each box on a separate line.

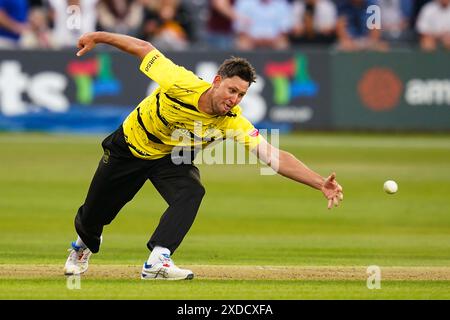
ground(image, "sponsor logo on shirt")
xmin=145 ymin=54 xmax=161 ymax=72
xmin=248 ymin=129 xmax=259 ymax=137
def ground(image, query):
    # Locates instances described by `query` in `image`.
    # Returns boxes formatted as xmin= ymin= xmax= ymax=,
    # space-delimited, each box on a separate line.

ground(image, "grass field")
xmin=0 ymin=132 xmax=449 ymax=299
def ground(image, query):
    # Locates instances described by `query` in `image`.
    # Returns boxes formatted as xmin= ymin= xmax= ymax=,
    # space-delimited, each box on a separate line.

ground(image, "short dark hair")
xmin=217 ymin=57 xmax=257 ymax=85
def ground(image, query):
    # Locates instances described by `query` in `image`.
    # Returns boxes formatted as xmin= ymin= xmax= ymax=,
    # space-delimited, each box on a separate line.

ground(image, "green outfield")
xmin=0 ymin=132 xmax=449 ymax=299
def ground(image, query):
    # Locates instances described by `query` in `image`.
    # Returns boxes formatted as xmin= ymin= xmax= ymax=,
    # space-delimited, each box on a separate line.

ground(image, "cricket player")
xmin=64 ymin=32 xmax=344 ymax=280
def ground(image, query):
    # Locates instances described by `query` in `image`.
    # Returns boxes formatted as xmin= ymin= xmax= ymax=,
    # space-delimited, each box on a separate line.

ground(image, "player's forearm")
xmin=275 ymin=150 xmax=325 ymax=190
xmin=255 ymin=140 xmax=324 ymax=189
xmin=91 ymin=31 xmax=154 ymax=59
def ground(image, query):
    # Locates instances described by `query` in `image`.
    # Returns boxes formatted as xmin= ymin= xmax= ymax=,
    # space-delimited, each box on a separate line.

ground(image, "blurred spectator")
xmin=20 ymin=6 xmax=52 ymax=49
xmin=48 ymin=0 xmax=98 ymax=48
xmin=411 ymin=0 xmax=432 ymax=29
xmin=290 ymin=0 xmax=337 ymax=46
xmin=416 ymin=0 xmax=450 ymax=51
xmin=205 ymin=0 xmax=236 ymax=49
xmin=378 ymin=0 xmax=413 ymax=44
xmin=0 ymin=0 xmax=28 ymax=49
xmin=29 ymin=0 xmax=46 ymax=8
xmin=234 ymin=0 xmax=293 ymax=50
xmin=140 ymin=0 xmax=194 ymax=50
xmin=336 ymin=0 xmax=389 ymax=51
xmin=96 ymin=0 xmax=144 ymax=36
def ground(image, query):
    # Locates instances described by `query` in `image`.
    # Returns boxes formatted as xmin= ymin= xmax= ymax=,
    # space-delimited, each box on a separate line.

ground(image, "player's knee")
xmin=180 ymin=180 xmax=205 ymax=202
xmin=190 ymin=183 xmax=206 ymax=200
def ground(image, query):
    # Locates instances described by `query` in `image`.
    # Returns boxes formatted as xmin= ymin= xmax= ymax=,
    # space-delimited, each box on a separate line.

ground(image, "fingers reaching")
xmin=333 ymin=195 xmax=339 ymax=207
xmin=326 ymin=172 xmax=336 ymax=184
xmin=76 ymin=48 xmax=85 ymax=57
xmin=76 ymin=36 xmax=94 ymax=56
xmin=323 ymin=172 xmax=343 ymax=210
xmin=76 ymin=45 xmax=90 ymax=57
xmin=327 ymin=193 xmax=343 ymax=210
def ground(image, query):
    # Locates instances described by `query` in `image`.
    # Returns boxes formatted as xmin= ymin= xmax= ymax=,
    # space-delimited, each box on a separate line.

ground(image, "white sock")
xmin=147 ymin=246 xmax=171 ymax=265
xmin=75 ymin=236 xmax=87 ymax=249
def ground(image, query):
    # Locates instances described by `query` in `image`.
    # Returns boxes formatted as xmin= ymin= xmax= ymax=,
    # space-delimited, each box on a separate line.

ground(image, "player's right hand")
xmin=321 ymin=172 xmax=343 ymax=209
xmin=76 ymin=32 xmax=97 ymax=57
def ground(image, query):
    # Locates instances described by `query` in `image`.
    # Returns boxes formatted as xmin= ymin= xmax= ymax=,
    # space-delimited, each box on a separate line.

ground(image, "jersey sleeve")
xmin=222 ymin=108 xmax=262 ymax=151
xmin=139 ymin=49 xmax=200 ymax=91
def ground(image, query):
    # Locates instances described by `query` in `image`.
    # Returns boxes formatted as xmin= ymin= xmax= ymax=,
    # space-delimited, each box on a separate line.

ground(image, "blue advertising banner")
xmin=0 ymin=50 xmax=141 ymax=133
xmin=2 ymin=49 xmax=450 ymax=133
xmin=0 ymin=49 xmax=332 ymax=133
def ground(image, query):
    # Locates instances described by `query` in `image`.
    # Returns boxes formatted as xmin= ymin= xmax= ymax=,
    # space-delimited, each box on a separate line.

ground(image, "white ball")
xmin=384 ymin=180 xmax=398 ymax=194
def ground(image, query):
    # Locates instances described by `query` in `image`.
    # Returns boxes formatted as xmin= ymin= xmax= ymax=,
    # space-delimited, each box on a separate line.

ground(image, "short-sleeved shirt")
xmin=122 ymin=50 xmax=262 ymax=160
xmin=234 ymin=0 xmax=293 ymax=39
xmin=416 ymin=1 xmax=450 ymax=35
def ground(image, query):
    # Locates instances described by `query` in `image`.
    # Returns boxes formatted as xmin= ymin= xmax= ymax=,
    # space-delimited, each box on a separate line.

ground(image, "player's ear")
xmin=212 ymin=75 xmax=222 ymax=88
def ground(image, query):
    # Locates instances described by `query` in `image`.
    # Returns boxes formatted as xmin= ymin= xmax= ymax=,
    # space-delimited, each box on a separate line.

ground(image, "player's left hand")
xmin=321 ymin=172 xmax=343 ymax=209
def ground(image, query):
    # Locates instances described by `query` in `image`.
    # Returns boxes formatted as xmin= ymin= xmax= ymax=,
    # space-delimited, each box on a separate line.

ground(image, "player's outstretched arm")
xmin=254 ymin=138 xmax=343 ymax=209
xmin=76 ymin=31 xmax=154 ymax=60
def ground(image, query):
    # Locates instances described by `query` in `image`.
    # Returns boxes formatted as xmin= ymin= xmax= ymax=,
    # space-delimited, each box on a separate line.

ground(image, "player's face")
xmin=211 ymin=76 xmax=249 ymax=115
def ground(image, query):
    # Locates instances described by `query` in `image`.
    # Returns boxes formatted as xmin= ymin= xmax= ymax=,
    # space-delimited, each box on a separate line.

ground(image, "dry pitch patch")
xmin=1 ymin=265 xmax=449 ymax=281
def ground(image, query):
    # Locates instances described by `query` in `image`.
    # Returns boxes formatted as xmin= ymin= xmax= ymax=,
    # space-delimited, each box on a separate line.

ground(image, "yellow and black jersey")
xmin=122 ymin=49 xmax=262 ymax=160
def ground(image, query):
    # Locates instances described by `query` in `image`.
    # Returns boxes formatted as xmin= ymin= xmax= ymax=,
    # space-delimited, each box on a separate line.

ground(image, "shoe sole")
xmin=63 ymin=268 xmax=87 ymax=276
xmin=64 ymin=272 xmax=86 ymax=276
xmin=141 ymin=273 xmax=194 ymax=281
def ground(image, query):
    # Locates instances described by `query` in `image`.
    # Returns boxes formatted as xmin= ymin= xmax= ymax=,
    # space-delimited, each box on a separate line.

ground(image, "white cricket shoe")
xmin=64 ymin=242 xmax=92 ymax=276
xmin=141 ymin=253 xmax=194 ymax=280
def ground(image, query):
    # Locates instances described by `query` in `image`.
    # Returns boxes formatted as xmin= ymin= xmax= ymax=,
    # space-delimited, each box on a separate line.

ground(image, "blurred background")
xmin=0 ymin=0 xmax=449 ymax=133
